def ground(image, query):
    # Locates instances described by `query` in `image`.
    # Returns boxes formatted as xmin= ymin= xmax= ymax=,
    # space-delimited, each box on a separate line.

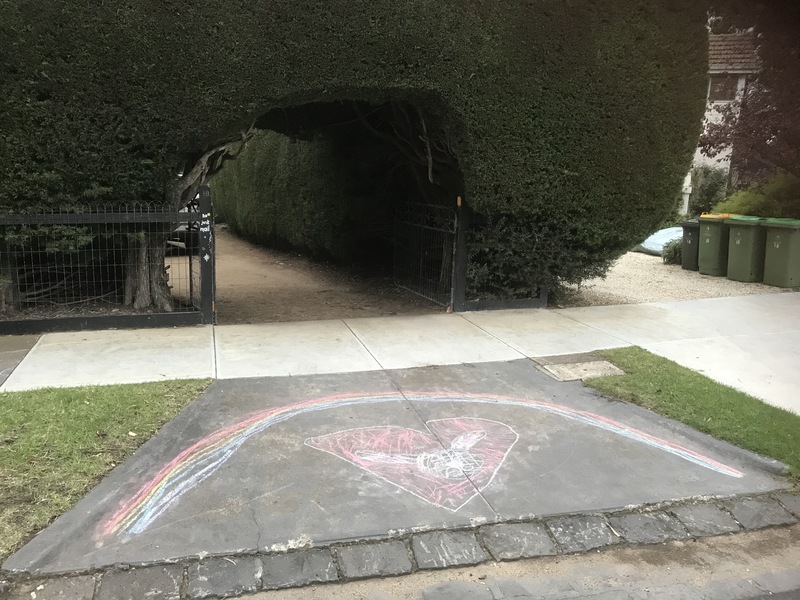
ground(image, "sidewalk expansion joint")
xmin=2 ymin=490 xmax=798 ymax=600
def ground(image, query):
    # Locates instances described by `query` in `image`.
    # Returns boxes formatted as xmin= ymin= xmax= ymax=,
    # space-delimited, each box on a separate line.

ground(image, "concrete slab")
xmin=0 ymin=327 xmax=213 ymax=391
xmin=0 ymin=334 xmax=39 ymax=353
xmin=3 ymin=361 xmax=789 ymax=577
xmin=554 ymin=293 xmax=800 ymax=413
xmin=556 ymin=303 xmax=713 ymax=345
xmin=411 ymin=531 xmax=487 ymax=569
xmin=188 ymin=557 xmax=262 ymax=599
xmin=0 ymin=334 xmax=39 ymax=387
xmin=461 ymin=309 xmax=628 ymax=357
xmin=652 ymin=292 xmax=800 ymax=338
xmin=214 ymin=320 xmax=381 ymax=379
xmin=334 ymin=541 xmax=412 ymax=578
xmin=96 ymin=566 xmax=181 ymax=600
xmin=481 ymin=522 xmax=557 ymax=560
xmin=606 ymin=512 xmax=689 ymax=544
xmin=644 ymin=330 xmax=800 ymax=414
xmin=344 ymin=314 xmax=524 ymax=370
xmin=0 ymin=350 xmax=31 ymax=387
xmin=723 ymin=497 xmax=798 ymax=529
xmin=3 ymin=370 xmax=496 ymax=575
xmin=670 ymin=503 xmax=741 ymax=537
xmin=546 ymin=515 xmax=620 ymax=553
xmin=260 ymin=549 xmax=338 ymax=590
xmin=541 ymin=360 xmax=624 ymax=381
xmin=388 ymin=361 xmax=787 ymax=520
xmin=533 ymin=352 xmax=606 ymax=365
xmin=777 ymin=493 xmax=800 ymax=518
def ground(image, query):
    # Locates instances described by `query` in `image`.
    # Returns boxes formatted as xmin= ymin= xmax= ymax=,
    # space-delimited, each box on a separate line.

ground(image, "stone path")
xmin=4 ymin=494 xmax=799 ymax=599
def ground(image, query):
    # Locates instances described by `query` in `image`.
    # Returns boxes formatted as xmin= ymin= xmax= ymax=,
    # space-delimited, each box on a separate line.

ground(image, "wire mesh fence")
xmin=0 ymin=202 xmax=203 ymax=323
xmin=393 ymin=202 xmax=457 ymax=307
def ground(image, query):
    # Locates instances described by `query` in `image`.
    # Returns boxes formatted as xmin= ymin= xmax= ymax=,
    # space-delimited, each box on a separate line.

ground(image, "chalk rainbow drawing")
xmin=96 ymin=392 xmax=744 ymax=540
xmin=305 ymin=417 xmax=519 ymax=511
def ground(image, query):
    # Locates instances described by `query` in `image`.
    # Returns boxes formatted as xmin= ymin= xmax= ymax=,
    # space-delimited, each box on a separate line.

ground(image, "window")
xmin=708 ymin=75 xmax=739 ymax=102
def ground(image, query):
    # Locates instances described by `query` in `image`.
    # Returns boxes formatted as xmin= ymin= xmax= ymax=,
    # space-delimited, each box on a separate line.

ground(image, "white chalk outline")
xmin=304 ymin=417 xmax=519 ymax=512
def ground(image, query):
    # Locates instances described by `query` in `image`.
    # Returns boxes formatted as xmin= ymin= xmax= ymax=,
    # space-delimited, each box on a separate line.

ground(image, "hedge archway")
xmin=0 ymin=0 xmax=708 ymax=303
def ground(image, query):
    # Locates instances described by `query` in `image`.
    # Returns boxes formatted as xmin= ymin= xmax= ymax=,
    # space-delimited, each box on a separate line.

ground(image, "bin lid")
xmin=682 ymin=219 xmax=699 ymax=228
xmin=724 ymin=215 xmax=765 ymax=225
xmin=763 ymin=217 xmax=800 ymax=229
xmin=699 ymin=213 xmax=736 ymax=221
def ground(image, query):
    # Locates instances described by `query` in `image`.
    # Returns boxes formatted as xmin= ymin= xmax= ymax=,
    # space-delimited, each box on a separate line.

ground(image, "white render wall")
xmin=691 ymin=74 xmax=748 ymax=171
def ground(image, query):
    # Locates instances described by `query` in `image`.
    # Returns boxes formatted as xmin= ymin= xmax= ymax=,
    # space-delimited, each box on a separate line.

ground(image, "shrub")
xmin=661 ymin=239 xmax=682 ymax=265
xmin=689 ymin=166 xmax=729 ymax=216
xmin=211 ymin=128 xmax=397 ymax=263
xmin=0 ymin=0 xmax=708 ymax=299
xmin=714 ymin=172 xmax=800 ymax=218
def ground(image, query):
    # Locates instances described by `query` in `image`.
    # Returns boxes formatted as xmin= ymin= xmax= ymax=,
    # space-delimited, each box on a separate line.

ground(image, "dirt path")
xmin=211 ymin=231 xmax=786 ymax=322
xmin=214 ymin=226 xmax=441 ymax=324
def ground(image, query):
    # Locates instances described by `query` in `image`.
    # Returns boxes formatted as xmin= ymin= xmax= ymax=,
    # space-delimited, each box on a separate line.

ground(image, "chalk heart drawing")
xmin=305 ymin=417 xmax=519 ymax=511
xmin=96 ymin=392 xmax=743 ymax=541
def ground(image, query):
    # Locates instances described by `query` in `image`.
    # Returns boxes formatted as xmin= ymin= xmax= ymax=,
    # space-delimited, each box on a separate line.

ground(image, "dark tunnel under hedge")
xmin=0 ymin=0 xmax=708 ymax=298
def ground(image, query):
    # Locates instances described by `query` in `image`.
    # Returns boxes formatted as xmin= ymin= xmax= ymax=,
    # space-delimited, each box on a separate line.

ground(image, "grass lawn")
xmin=586 ymin=347 xmax=800 ymax=478
xmin=0 ymin=379 xmax=209 ymax=560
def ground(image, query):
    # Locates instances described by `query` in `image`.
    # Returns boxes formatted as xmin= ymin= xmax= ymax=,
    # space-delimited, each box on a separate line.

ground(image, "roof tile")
xmin=709 ymin=33 xmax=760 ymax=72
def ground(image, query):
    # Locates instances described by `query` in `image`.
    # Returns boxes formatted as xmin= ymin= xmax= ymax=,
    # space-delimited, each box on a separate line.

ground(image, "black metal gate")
xmin=196 ymin=186 xmax=216 ymax=322
xmin=393 ymin=201 xmax=458 ymax=307
xmin=0 ymin=186 xmax=216 ymax=334
xmin=169 ymin=185 xmax=215 ymax=321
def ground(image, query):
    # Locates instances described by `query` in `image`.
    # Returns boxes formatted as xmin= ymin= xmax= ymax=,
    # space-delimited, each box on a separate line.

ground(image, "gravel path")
xmin=559 ymin=251 xmax=784 ymax=307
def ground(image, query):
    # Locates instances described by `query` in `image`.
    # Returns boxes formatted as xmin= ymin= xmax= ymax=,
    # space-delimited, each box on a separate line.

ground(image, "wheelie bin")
xmin=762 ymin=218 xmax=800 ymax=288
xmin=725 ymin=216 xmax=766 ymax=282
xmin=698 ymin=213 xmax=734 ymax=276
xmin=681 ymin=219 xmax=700 ymax=271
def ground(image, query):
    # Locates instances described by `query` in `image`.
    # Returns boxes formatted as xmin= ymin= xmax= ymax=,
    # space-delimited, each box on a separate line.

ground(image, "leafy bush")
xmin=661 ymin=239 xmax=682 ymax=265
xmin=0 ymin=0 xmax=707 ymax=298
xmin=714 ymin=172 xmax=800 ymax=218
xmin=689 ymin=166 xmax=728 ymax=216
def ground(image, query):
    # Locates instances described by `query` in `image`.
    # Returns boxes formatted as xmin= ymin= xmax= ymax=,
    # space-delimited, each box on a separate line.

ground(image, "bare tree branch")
xmin=171 ymin=122 xmax=257 ymax=208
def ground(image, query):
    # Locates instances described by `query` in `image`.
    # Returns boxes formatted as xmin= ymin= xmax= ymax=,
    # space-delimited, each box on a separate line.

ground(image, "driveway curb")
xmin=3 ymin=491 xmax=798 ymax=600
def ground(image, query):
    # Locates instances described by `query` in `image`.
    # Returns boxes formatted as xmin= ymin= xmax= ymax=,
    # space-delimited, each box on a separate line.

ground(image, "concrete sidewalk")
xmin=2 ymin=292 xmax=799 ymax=413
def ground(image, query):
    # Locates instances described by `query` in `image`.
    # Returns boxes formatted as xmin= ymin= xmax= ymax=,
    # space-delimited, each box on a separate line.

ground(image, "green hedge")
xmin=212 ymin=131 xmax=358 ymax=261
xmin=0 ymin=1 xmax=708 ymax=296
xmin=212 ymin=126 xmax=398 ymax=263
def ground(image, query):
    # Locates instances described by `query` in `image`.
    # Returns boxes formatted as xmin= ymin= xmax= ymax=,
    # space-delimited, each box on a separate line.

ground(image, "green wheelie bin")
xmin=763 ymin=218 xmax=800 ymax=288
xmin=725 ymin=216 xmax=766 ymax=282
xmin=698 ymin=213 xmax=734 ymax=276
xmin=681 ymin=219 xmax=699 ymax=271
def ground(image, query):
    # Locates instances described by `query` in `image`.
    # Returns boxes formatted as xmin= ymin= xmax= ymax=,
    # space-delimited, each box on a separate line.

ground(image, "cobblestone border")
xmin=2 ymin=491 xmax=798 ymax=600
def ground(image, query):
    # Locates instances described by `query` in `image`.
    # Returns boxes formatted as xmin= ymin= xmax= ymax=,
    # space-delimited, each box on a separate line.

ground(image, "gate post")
xmin=451 ymin=196 xmax=470 ymax=312
xmin=197 ymin=185 xmax=216 ymax=325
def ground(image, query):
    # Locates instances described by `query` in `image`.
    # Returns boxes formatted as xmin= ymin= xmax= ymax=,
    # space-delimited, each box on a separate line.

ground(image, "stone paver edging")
xmin=2 ymin=492 xmax=798 ymax=600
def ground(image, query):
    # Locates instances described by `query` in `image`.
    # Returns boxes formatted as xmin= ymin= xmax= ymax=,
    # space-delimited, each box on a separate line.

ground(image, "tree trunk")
xmin=123 ymin=240 xmax=137 ymax=306
xmin=124 ymin=233 xmax=173 ymax=311
xmin=147 ymin=235 xmax=173 ymax=312
xmin=0 ymin=243 xmax=19 ymax=315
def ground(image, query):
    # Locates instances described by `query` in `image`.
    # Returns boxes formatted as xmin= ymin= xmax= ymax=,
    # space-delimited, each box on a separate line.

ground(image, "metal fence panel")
xmin=393 ymin=202 xmax=457 ymax=307
xmin=0 ymin=201 xmax=210 ymax=330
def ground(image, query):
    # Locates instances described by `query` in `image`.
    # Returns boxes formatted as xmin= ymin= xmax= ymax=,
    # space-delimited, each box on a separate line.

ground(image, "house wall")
xmin=692 ymin=74 xmax=748 ymax=171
